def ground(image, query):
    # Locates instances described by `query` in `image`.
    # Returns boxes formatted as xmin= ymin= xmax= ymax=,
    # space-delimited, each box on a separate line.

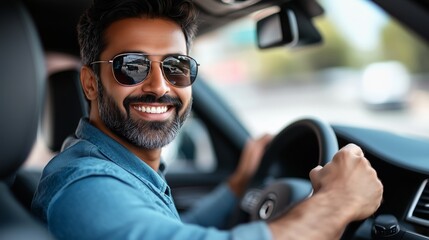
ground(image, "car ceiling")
xmin=22 ymin=0 xmax=428 ymax=57
xmin=22 ymin=0 xmax=291 ymax=57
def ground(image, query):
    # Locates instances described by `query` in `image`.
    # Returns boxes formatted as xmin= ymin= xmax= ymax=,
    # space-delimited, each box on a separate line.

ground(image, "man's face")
xmin=94 ymin=17 xmax=192 ymax=149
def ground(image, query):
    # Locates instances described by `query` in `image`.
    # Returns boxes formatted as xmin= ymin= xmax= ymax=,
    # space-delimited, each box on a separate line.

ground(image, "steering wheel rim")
xmin=235 ymin=117 xmax=339 ymax=225
xmin=251 ymin=117 xmax=339 ymax=186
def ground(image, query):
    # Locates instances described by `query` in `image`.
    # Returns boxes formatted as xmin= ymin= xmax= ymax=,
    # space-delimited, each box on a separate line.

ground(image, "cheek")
xmin=177 ymin=88 xmax=192 ymax=112
xmin=99 ymin=66 xmax=116 ymax=91
xmin=99 ymin=69 xmax=131 ymax=110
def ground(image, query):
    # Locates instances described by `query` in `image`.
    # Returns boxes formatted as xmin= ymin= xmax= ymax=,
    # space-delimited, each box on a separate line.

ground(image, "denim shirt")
xmin=32 ymin=118 xmax=271 ymax=240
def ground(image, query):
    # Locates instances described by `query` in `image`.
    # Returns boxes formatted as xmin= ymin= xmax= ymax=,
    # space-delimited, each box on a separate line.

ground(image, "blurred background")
xmin=192 ymin=0 xmax=429 ymax=138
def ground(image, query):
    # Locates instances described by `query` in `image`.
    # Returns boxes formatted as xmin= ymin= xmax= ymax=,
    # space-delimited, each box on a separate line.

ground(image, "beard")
xmin=97 ymin=81 xmax=191 ymax=150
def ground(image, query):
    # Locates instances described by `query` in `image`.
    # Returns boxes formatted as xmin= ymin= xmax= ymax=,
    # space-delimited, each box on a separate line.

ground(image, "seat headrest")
xmin=41 ymin=69 xmax=87 ymax=152
xmin=0 ymin=1 xmax=45 ymax=179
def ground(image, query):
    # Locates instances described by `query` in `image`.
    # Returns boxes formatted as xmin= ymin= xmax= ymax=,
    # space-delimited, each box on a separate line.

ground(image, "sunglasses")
xmin=90 ymin=53 xmax=199 ymax=87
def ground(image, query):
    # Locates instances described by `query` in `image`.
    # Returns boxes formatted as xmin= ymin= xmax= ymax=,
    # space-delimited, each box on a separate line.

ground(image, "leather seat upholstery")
xmin=0 ymin=1 xmax=54 ymax=239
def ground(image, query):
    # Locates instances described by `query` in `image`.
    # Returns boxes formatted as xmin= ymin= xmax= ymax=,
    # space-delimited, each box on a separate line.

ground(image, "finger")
xmin=249 ymin=134 xmax=273 ymax=159
xmin=254 ymin=134 xmax=273 ymax=149
xmin=309 ymin=165 xmax=323 ymax=191
xmin=342 ymin=143 xmax=364 ymax=157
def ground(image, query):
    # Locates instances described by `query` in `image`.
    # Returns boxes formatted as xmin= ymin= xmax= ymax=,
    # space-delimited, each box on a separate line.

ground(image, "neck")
xmin=128 ymin=144 xmax=162 ymax=171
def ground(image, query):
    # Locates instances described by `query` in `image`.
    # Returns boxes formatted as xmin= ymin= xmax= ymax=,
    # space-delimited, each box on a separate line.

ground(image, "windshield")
xmin=192 ymin=0 xmax=429 ymax=138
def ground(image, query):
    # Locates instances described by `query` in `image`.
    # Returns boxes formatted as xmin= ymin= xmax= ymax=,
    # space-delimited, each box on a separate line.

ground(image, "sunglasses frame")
xmin=90 ymin=53 xmax=199 ymax=88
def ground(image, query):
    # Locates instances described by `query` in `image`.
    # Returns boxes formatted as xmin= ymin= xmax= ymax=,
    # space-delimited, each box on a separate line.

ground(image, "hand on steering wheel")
xmin=231 ymin=117 xmax=382 ymax=240
xmin=239 ymin=118 xmax=339 ymax=221
xmin=228 ymin=134 xmax=273 ymax=197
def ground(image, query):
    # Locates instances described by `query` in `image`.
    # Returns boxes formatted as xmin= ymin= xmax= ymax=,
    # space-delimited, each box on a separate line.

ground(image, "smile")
xmin=133 ymin=105 xmax=169 ymax=114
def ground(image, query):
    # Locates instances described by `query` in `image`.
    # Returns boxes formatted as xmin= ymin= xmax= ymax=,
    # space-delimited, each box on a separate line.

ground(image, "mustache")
xmin=123 ymin=94 xmax=183 ymax=112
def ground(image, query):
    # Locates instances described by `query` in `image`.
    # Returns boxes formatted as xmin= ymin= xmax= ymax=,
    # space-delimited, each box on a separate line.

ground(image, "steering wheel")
xmin=238 ymin=117 xmax=338 ymax=221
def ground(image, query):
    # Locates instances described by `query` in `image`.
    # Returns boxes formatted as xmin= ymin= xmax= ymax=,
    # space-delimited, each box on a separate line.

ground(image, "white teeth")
xmin=134 ymin=106 xmax=168 ymax=114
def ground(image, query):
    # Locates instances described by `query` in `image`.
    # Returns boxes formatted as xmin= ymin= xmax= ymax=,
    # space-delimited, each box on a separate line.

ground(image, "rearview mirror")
xmin=256 ymin=1 xmax=323 ymax=49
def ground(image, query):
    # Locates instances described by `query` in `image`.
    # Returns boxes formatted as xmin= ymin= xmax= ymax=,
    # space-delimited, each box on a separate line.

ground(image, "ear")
xmin=80 ymin=65 xmax=98 ymax=101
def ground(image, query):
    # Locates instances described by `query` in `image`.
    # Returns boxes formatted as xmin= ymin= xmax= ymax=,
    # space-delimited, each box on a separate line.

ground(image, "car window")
xmin=192 ymin=0 xmax=429 ymax=138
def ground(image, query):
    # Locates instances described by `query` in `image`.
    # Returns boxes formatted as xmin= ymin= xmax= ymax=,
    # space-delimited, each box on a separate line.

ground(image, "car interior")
xmin=1 ymin=0 xmax=429 ymax=239
xmin=0 ymin=1 xmax=53 ymax=239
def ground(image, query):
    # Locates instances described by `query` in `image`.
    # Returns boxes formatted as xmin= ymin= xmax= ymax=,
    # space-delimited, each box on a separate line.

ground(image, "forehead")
xmin=102 ymin=17 xmax=187 ymax=58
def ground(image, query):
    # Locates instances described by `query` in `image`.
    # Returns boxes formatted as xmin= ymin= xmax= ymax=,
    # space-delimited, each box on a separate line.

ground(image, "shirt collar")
xmin=74 ymin=118 xmax=170 ymax=196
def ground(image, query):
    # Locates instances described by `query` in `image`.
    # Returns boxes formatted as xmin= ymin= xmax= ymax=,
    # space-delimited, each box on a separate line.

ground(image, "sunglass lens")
xmin=163 ymin=55 xmax=197 ymax=87
xmin=112 ymin=54 xmax=150 ymax=85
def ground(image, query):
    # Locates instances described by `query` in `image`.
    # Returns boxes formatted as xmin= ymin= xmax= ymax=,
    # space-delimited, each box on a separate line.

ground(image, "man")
xmin=32 ymin=0 xmax=383 ymax=239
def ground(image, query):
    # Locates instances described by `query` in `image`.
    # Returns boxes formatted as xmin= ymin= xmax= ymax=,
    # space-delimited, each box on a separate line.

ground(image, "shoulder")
xmin=32 ymin=140 xmax=130 ymax=219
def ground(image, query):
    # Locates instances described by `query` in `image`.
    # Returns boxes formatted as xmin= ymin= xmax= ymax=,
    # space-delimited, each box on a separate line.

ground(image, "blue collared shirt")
xmin=32 ymin=118 xmax=271 ymax=240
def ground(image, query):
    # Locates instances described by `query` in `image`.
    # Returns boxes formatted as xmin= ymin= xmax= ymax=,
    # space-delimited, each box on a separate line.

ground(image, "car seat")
xmin=41 ymin=69 xmax=88 ymax=152
xmin=12 ymin=64 xmax=88 ymax=215
xmin=0 ymin=1 xmax=54 ymax=239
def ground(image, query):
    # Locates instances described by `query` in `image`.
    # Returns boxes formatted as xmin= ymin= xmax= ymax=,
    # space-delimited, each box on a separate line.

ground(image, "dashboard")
xmin=333 ymin=125 xmax=429 ymax=239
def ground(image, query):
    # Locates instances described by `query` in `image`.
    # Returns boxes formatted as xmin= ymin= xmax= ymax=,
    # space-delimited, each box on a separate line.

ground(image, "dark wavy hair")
xmin=77 ymin=0 xmax=199 ymax=66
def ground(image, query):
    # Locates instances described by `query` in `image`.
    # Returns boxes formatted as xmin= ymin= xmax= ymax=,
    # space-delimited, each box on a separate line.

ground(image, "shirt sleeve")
xmin=180 ymin=182 xmax=237 ymax=228
xmin=47 ymin=176 xmax=272 ymax=240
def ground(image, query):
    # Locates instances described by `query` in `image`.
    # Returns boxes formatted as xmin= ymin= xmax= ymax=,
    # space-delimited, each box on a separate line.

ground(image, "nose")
xmin=140 ymin=61 xmax=170 ymax=97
